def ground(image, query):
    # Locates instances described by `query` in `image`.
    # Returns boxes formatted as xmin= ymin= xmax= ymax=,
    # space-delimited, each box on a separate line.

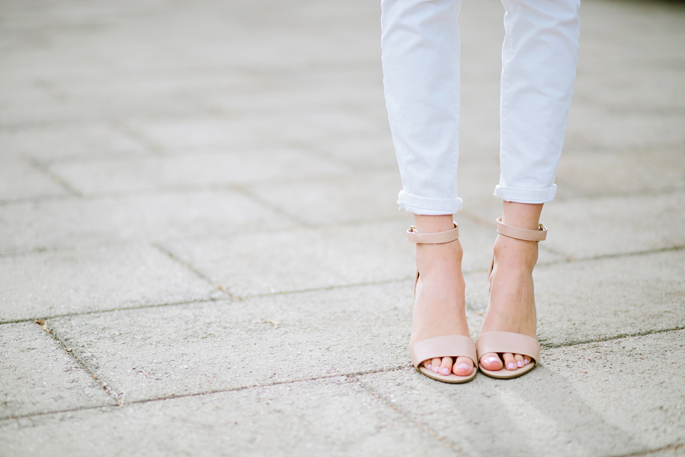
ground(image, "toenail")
xmin=507 ymin=363 xmax=516 ymax=370
xmin=458 ymin=363 xmax=470 ymax=371
xmin=432 ymin=365 xmax=440 ymax=373
xmin=485 ymin=357 xmax=499 ymax=365
xmin=517 ymin=361 xmax=523 ymax=367
xmin=441 ymin=368 xmax=450 ymax=375
xmin=426 ymin=364 xmax=432 ymax=370
xmin=524 ymin=359 xmax=530 ymax=365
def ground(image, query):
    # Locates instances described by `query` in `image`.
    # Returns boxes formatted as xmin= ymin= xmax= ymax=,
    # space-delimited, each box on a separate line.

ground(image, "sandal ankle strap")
xmin=407 ymin=223 xmax=459 ymax=244
xmin=496 ymin=217 xmax=547 ymax=242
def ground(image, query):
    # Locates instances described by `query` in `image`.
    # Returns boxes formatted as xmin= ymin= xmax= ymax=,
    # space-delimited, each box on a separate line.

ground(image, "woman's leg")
xmin=480 ymin=0 xmax=581 ymax=371
xmin=381 ymin=0 xmax=473 ymax=377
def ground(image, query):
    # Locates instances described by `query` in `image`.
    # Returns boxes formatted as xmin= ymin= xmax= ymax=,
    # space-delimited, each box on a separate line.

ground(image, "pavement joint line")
xmin=2 ymin=329 xmax=684 ymax=424
xmin=108 ymin=119 xmax=167 ymax=156
xmin=1 ymin=245 xmax=683 ymax=326
xmin=32 ymin=319 xmax=123 ymax=407
xmin=26 ymin=158 xmax=83 ymax=198
xmin=0 ymin=298 xmax=220 ymax=326
xmin=231 ymin=186 xmax=313 ymax=228
xmin=151 ymin=242 xmax=234 ymax=299
xmin=355 ymin=376 xmax=469 ymax=457
xmin=0 ymin=365 xmax=410 ymax=424
xmin=540 ymin=325 xmax=685 ymax=349
xmin=607 ymin=441 xmax=685 ymax=457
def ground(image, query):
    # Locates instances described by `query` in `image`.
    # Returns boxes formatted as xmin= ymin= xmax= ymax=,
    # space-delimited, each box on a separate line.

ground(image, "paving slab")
xmin=463 ymin=249 xmax=685 ymax=347
xmin=0 ymin=121 xmax=150 ymax=162
xmin=123 ymin=106 xmax=385 ymax=155
xmin=463 ymin=190 xmax=685 ymax=260
xmin=564 ymin=105 xmax=685 ymax=151
xmin=160 ymin=218 xmax=562 ymax=297
xmin=44 ymin=283 xmax=481 ymax=403
xmin=0 ymin=244 xmax=220 ymax=323
xmin=0 ymin=159 xmax=69 ymax=203
xmin=0 ymin=322 xmax=115 ymax=420
xmin=358 ymin=330 xmax=685 ymax=457
xmin=0 ymin=190 xmax=292 ymax=255
xmin=248 ymin=171 xmax=404 ymax=226
xmin=48 ymin=148 xmax=350 ymax=195
xmin=0 ymin=377 xmax=457 ymax=457
xmin=556 ymin=146 xmax=685 ymax=197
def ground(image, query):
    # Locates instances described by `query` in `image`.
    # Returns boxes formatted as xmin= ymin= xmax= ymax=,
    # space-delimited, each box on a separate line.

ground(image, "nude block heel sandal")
xmin=476 ymin=217 xmax=547 ymax=380
xmin=407 ymin=223 xmax=478 ymax=384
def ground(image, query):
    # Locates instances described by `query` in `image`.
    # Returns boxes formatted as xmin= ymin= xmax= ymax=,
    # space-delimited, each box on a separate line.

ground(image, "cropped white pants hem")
xmin=397 ymin=190 xmax=464 ymax=216
xmin=493 ymin=183 xmax=557 ymax=204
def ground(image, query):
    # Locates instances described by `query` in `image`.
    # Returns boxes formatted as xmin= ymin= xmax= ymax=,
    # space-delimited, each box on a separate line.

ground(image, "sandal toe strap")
xmin=476 ymin=331 xmax=540 ymax=364
xmin=409 ymin=335 xmax=477 ymax=368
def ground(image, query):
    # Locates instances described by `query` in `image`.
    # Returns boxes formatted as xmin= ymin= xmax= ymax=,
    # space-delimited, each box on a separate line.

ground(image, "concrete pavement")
xmin=1 ymin=0 xmax=684 ymax=455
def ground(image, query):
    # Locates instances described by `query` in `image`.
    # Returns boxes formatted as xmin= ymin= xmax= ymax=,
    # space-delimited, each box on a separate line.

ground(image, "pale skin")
xmin=410 ymin=201 xmax=543 ymax=377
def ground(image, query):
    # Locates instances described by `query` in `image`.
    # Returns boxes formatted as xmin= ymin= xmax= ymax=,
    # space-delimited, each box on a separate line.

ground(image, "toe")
xmin=523 ymin=357 xmax=531 ymax=365
xmin=480 ymin=352 xmax=503 ymax=371
xmin=502 ymin=353 xmax=517 ymax=371
xmin=431 ymin=358 xmax=442 ymax=373
xmin=439 ymin=357 xmax=453 ymax=376
xmin=514 ymin=354 xmax=524 ymax=368
xmin=453 ymin=356 xmax=473 ymax=376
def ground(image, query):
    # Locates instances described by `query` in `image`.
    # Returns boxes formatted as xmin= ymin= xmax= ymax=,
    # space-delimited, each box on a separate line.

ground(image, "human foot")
xmin=408 ymin=218 xmax=475 ymax=379
xmin=477 ymin=211 xmax=546 ymax=378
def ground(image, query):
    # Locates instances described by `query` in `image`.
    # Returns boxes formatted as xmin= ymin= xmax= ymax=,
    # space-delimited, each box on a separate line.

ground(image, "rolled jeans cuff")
xmin=397 ymin=190 xmax=463 ymax=215
xmin=493 ymin=184 xmax=557 ymax=204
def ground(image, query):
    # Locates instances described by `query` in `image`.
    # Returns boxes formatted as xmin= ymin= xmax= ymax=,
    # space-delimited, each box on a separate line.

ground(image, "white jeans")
xmin=381 ymin=0 xmax=581 ymax=215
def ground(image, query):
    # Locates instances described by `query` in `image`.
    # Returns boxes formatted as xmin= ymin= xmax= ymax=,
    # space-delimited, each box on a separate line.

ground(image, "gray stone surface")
xmin=463 ymin=249 xmax=685 ymax=347
xmin=0 ymin=159 xmax=69 ymax=203
xmin=556 ymin=146 xmax=685 ymax=197
xmin=160 ymin=217 xmax=561 ymax=297
xmin=45 ymin=283 xmax=445 ymax=402
xmin=48 ymin=148 xmax=350 ymax=195
xmin=0 ymin=244 xmax=221 ymax=322
xmin=0 ymin=377 xmax=457 ymax=457
xmin=463 ymin=190 xmax=685 ymax=260
xmin=0 ymin=122 xmax=151 ymax=162
xmin=359 ymin=330 xmax=685 ymax=457
xmin=0 ymin=322 xmax=114 ymax=419
xmin=0 ymin=190 xmax=291 ymax=255
xmin=249 ymin=171 xmax=404 ymax=226
xmin=0 ymin=0 xmax=683 ymax=455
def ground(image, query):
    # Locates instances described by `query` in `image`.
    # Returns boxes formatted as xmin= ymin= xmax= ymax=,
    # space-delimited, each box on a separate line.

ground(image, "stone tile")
xmin=0 ymin=159 xmax=69 ymax=202
xmin=555 ymin=146 xmax=685 ymax=196
xmin=203 ymin=67 xmax=386 ymax=117
xmin=0 ymin=322 xmax=115 ymax=419
xmin=161 ymin=220 xmax=417 ymax=296
xmin=573 ymin=66 xmax=685 ymax=112
xmin=48 ymin=148 xmax=350 ymax=195
xmin=0 ymin=122 xmax=150 ymax=162
xmin=358 ymin=330 xmax=685 ymax=457
xmin=0 ymin=190 xmax=291 ymax=255
xmin=248 ymin=171 xmax=403 ymax=226
xmin=299 ymin=134 xmax=398 ymax=172
xmin=565 ymin=105 xmax=685 ymax=151
xmin=161 ymin=218 xmax=561 ymax=297
xmin=0 ymin=377 xmax=456 ymax=457
xmin=463 ymin=249 xmax=685 ymax=347
xmin=464 ymin=191 xmax=685 ymax=260
xmin=124 ymin=107 xmax=386 ymax=154
xmin=0 ymin=244 xmax=221 ymax=322
xmin=45 ymin=283 xmax=481 ymax=402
